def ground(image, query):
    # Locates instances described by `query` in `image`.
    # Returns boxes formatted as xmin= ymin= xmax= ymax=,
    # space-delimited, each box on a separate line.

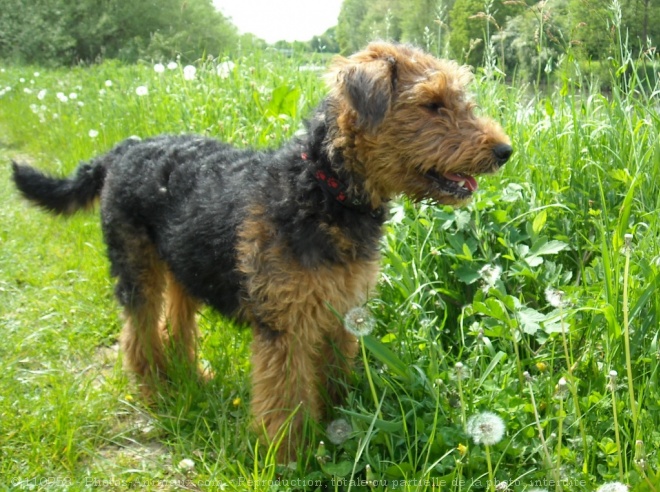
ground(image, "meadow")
xmin=0 ymin=45 xmax=659 ymax=491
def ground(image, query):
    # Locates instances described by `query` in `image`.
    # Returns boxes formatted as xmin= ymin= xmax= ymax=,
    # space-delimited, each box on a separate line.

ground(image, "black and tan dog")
xmin=12 ymin=42 xmax=512 ymax=454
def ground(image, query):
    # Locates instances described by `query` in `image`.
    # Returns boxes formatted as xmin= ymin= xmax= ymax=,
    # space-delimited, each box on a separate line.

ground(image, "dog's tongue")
xmin=444 ymin=173 xmax=478 ymax=191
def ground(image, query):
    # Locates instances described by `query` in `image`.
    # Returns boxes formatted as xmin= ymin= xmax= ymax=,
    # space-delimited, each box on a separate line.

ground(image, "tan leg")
xmin=118 ymin=254 xmax=167 ymax=395
xmin=250 ymin=326 xmax=324 ymax=458
xmin=162 ymin=271 xmax=203 ymax=375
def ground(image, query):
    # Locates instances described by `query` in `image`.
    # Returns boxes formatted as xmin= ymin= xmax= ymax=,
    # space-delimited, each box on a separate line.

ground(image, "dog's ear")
xmin=335 ymin=56 xmax=397 ymax=130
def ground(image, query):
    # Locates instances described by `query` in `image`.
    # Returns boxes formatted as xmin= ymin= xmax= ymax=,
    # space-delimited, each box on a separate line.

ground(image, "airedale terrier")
xmin=12 ymin=42 xmax=511 ymax=453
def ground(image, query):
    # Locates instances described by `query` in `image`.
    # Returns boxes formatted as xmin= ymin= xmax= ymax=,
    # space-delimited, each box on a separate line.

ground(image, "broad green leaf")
xmin=531 ymin=239 xmax=569 ymax=256
xmin=532 ymin=210 xmax=547 ymax=234
xmin=518 ymin=307 xmax=546 ymax=335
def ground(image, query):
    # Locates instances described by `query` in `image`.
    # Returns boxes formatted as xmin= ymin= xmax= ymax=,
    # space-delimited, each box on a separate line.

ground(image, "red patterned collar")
xmin=302 ymin=152 xmax=383 ymax=218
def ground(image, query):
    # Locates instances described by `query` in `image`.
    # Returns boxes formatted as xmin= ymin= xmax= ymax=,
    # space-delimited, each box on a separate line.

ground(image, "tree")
xmin=310 ymin=27 xmax=340 ymax=53
xmin=336 ymin=0 xmax=368 ymax=54
xmin=0 ymin=0 xmax=238 ymax=65
xmin=449 ymin=0 xmax=522 ymax=66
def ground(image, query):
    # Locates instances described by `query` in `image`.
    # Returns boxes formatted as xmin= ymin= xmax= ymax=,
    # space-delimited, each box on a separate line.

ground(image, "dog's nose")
xmin=493 ymin=143 xmax=513 ymax=165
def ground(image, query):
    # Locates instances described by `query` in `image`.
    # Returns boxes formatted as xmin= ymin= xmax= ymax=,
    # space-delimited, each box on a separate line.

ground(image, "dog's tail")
xmin=11 ymin=138 xmax=139 ymax=215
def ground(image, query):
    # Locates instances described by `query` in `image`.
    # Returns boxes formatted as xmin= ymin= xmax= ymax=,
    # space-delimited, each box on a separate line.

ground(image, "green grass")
xmin=1 ymin=46 xmax=659 ymax=491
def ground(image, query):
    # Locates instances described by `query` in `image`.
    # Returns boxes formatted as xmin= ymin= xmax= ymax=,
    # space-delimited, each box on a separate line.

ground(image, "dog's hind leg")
xmin=106 ymin=227 xmax=168 ymax=394
xmin=161 ymin=271 xmax=208 ymax=379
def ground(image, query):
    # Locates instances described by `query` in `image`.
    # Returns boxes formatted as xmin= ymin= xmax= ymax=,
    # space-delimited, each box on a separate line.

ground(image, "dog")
xmin=12 ymin=42 xmax=512 ymax=456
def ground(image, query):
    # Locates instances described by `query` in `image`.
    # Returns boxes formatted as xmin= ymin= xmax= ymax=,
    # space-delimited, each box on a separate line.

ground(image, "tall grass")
xmin=1 ymin=38 xmax=659 ymax=491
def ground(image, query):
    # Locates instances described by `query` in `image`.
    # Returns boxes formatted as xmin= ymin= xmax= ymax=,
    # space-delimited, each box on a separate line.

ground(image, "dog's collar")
xmin=302 ymin=152 xmax=384 ymax=218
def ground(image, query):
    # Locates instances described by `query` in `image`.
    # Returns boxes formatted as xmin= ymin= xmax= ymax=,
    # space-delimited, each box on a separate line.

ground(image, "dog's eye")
xmin=424 ymin=102 xmax=445 ymax=113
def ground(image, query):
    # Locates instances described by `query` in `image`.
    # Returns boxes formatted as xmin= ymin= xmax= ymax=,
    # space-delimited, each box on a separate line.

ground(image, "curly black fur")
xmin=11 ymin=111 xmax=386 ymax=317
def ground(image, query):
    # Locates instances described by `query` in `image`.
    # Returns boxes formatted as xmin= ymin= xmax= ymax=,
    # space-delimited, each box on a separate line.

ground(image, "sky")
xmin=214 ymin=0 xmax=344 ymax=44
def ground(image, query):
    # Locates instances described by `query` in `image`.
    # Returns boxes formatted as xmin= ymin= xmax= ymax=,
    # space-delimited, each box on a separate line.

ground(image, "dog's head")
xmin=326 ymin=42 xmax=512 ymax=207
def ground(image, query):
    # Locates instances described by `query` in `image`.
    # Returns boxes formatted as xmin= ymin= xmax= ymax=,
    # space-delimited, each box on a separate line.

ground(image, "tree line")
xmin=0 ymin=0 xmax=241 ymax=65
xmin=336 ymin=0 xmax=660 ymax=80
xmin=1 ymin=0 xmax=658 ymax=79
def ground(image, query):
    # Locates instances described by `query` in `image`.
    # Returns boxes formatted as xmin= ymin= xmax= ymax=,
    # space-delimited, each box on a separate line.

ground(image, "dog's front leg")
xmin=250 ymin=321 xmax=323 ymax=460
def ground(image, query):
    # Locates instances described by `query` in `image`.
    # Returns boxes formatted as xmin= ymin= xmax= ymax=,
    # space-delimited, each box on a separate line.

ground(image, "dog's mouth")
xmin=424 ymin=169 xmax=478 ymax=198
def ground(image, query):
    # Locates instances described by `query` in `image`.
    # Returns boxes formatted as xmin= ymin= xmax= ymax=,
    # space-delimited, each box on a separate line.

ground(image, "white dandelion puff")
xmin=178 ymin=458 xmax=195 ymax=471
xmin=154 ymin=63 xmax=165 ymax=73
xmin=37 ymin=89 xmax=47 ymax=100
xmin=23 ymin=87 xmax=33 ymax=94
xmin=624 ymin=233 xmax=633 ymax=251
xmin=326 ymin=418 xmax=352 ymax=445
xmin=88 ymin=129 xmax=99 ymax=138
xmin=466 ymin=411 xmax=505 ymax=446
xmin=596 ymin=482 xmax=628 ymax=492
xmin=608 ymin=370 xmax=618 ymax=390
xmin=105 ymin=79 xmax=113 ymax=87
xmin=135 ymin=86 xmax=148 ymax=96
xmin=544 ymin=286 xmax=564 ymax=308
xmin=56 ymin=92 xmax=68 ymax=103
xmin=183 ymin=65 xmax=197 ymax=80
xmin=69 ymin=92 xmax=77 ymax=100
xmin=344 ymin=306 xmax=375 ymax=337
xmin=479 ymin=264 xmax=502 ymax=289
xmin=217 ymin=60 xmax=235 ymax=79
xmin=555 ymin=377 xmax=569 ymax=399
xmin=167 ymin=61 xmax=178 ymax=70
xmin=454 ymin=361 xmax=469 ymax=380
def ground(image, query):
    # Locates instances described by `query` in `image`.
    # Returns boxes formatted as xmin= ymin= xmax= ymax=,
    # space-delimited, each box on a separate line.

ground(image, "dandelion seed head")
xmin=624 ymin=233 xmax=633 ymax=248
xmin=466 ymin=411 xmax=505 ymax=445
xmin=183 ymin=65 xmax=197 ymax=80
xmin=326 ymin=418 xmax=352 ymax=445
xmin=217 ymin=60 xmax=235 ymax=78
xmin=544 ymin=286 xmax=564 ymax=308
xmin=596 ymin=482 xmax=628 ymax=492
xmin=178 ymin=458 xmax=195 ymax=471
xmin=37 ymin=89 xmax=46 ymax=100
xmin=344 ymin=306 xmax=375 ymax=337
xmin=56 ymin=92 xmax=68 ymax=103
xmin=69 ymin=92 xmax=77 ymax=99
xmin=105 ymin=79 xmax=113 ymax=87
xmin=479 ymin=264 xmax=502 ymax=288
xmin=167 ymin=61 xmax=178 ymax=70
xmin=135 ymin=86 xmax=148 ymax=96
xmin=555 ymin=377 xmax=569 ymax=399
xmin=454 ymin=361 xmax=469 ymax=380
xmin=154 ymin=63 xmax=165 ymax=73
xmin=88 ymin=129 xmax=99 ymax=138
